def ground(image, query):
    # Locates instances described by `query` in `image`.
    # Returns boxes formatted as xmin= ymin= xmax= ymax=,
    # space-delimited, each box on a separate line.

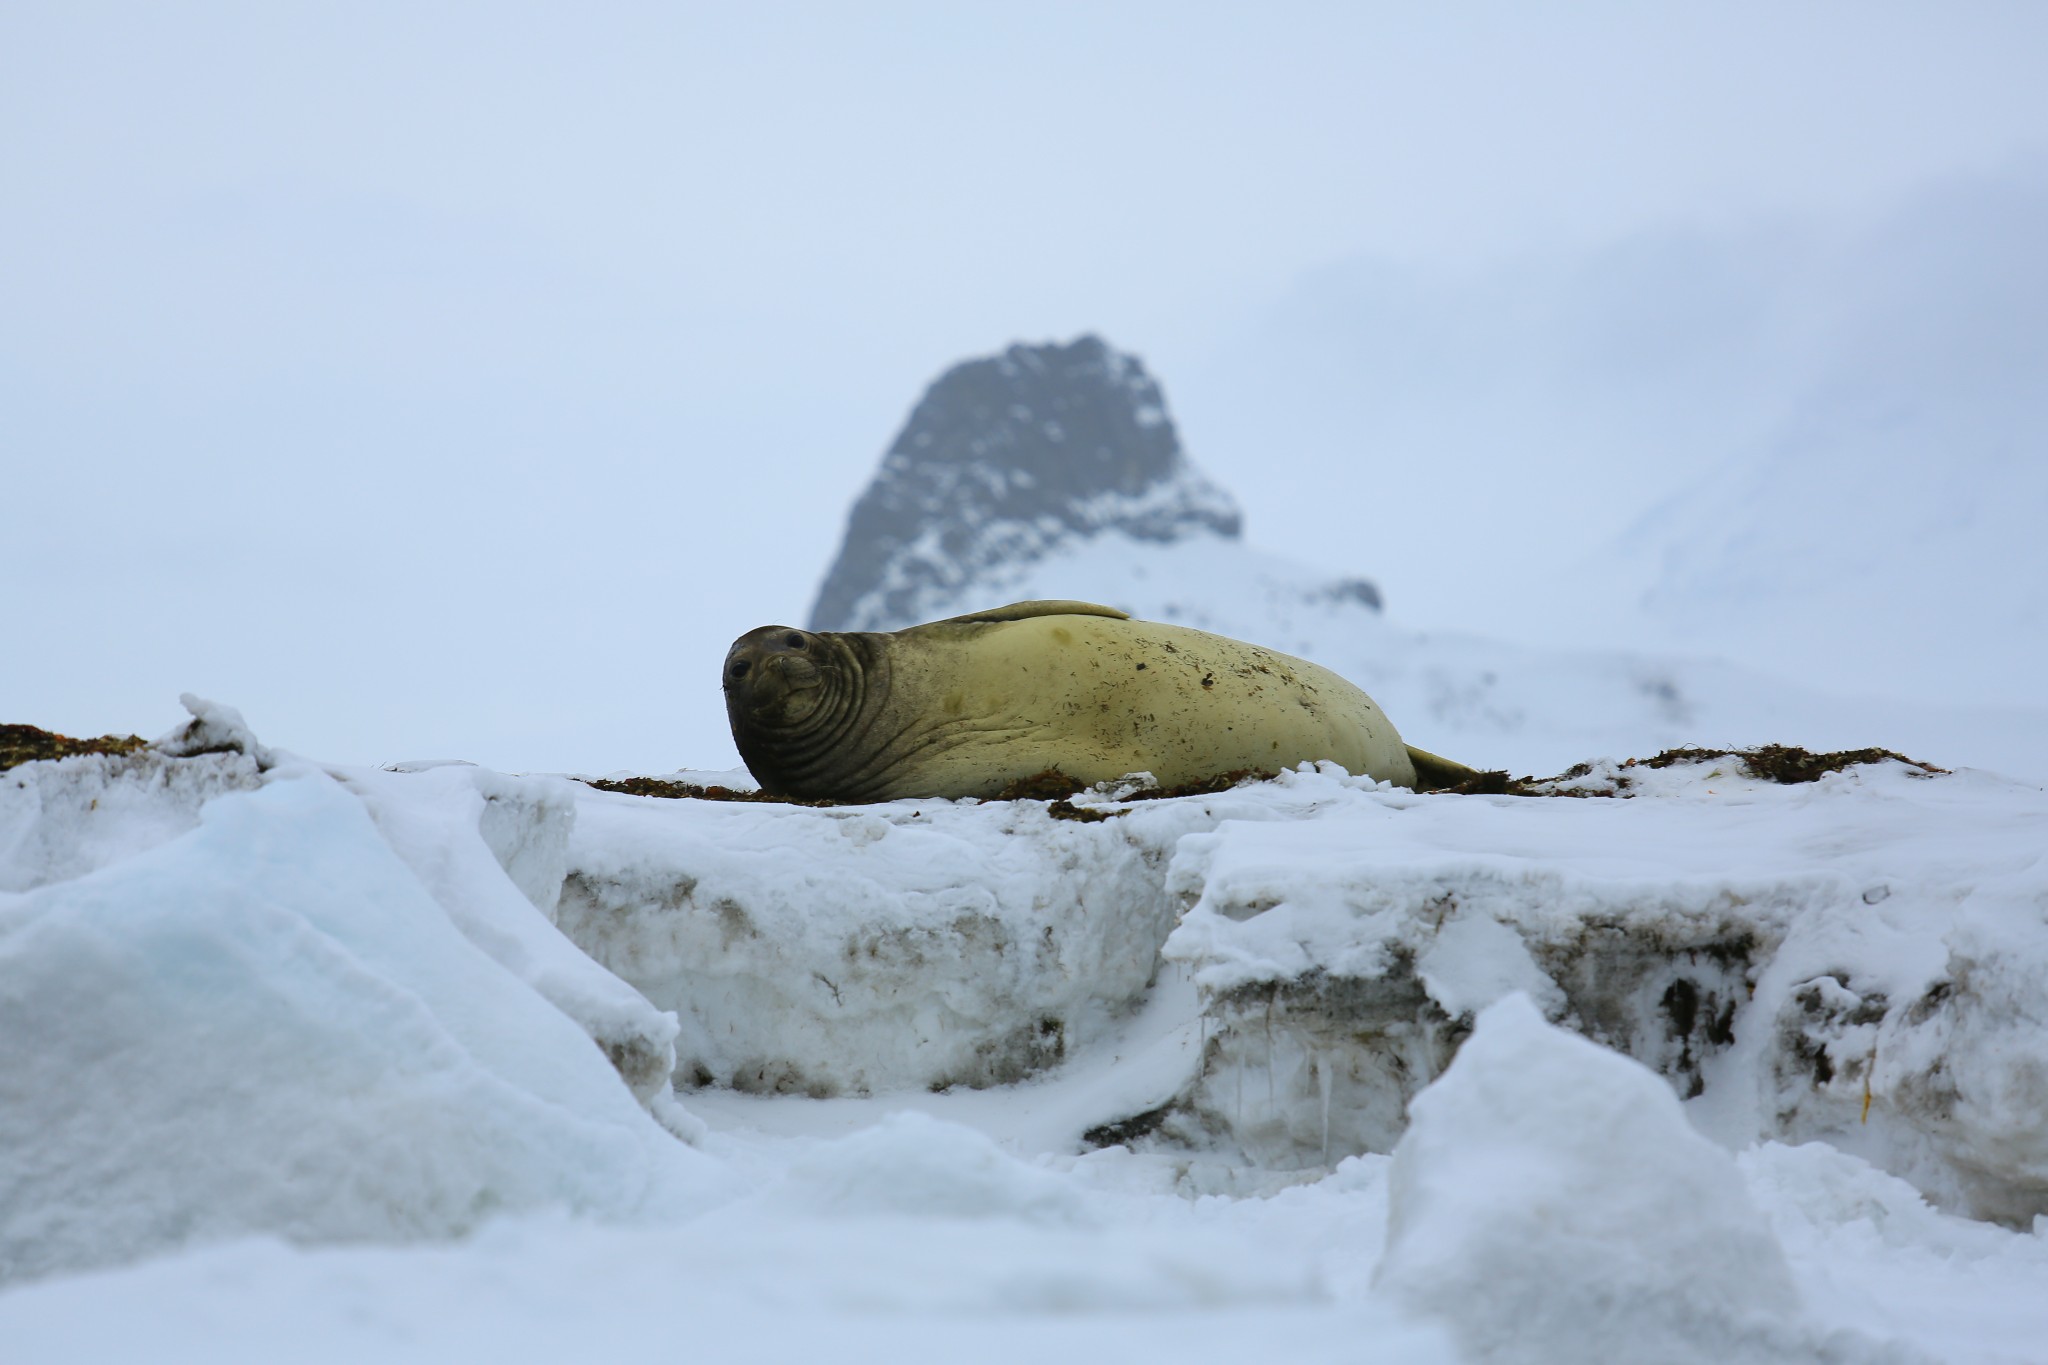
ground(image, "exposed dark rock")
xmin=1082 ymin=1101 xmax=1178 ymax=1150
xmin=809 ymin=335 xmax=1249 ymax=631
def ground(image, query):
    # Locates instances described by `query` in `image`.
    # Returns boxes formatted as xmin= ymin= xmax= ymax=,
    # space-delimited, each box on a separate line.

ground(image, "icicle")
xmin=1265 ymin=992 xmax=1276 ymax=1109
xmin=1318 ymin=1049 xmax=1335 ymax=1164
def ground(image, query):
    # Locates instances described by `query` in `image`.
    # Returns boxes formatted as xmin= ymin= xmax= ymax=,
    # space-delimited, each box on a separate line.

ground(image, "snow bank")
xmin=3 ymin=706 xmax=685 ymax=1108
xmin=2 ymin=696 xmax=279 ymax=894
xmin=0 ymin=1120 xmax=1460 ymax=1364
xmin=550 ymin=767 xmax=1433 ymax=1100
xmin=1375 ymin=996 xmax=1906 ymax=1365
xmin=759 ymin=1111 xmax=1098 ymax=1224
xmin=6 ymin=699 xmax=2048 ymax=1361
xmin=556 ymin=786 xmax=1212 ymax=1096
xmin=1 ymin=743 xmax=262 ymax=893
xmin=535 ymin=751 xmax=2048 ymax=1223
xmin=0 ymin=764 xmax=725 ymax=1284
xmin=1741 ymin=1141 xmax=2048 ymax=1362
xmin=154 ymin=692 xmax=273 ymax=766
xmin=1131 ymin=757 xmax=2048 ymax=1224
xmin=342 ymin=763 xmax=681 ymax=1102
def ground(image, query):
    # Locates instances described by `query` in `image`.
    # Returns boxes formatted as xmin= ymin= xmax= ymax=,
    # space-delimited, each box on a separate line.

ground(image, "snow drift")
xmin=0 ymin=705 xmax=727 ymax=1283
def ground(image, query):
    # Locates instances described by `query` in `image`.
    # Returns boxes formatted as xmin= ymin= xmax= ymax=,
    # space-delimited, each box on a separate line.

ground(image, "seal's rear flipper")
xmin=1406 ymin=744 xmax=1483 ymax=792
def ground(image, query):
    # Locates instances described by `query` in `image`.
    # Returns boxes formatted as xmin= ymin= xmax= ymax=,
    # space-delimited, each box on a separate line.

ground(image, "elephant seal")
xmin=723 ymin=600 xmax=1476 ymax=802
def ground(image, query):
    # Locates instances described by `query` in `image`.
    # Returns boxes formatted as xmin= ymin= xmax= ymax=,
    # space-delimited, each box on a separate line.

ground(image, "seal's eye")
xmin=729 ymin=659 xmax=751 ymax=678
xmin=785 ymin=632 xmax=806 ymax=649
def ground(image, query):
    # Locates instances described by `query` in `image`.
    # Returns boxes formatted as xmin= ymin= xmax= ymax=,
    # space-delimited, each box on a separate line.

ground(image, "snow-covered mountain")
xmin=1171 ymin=162 xmax=2048 ymax=716
xmin=1612 ymin=169 xmax=2048 ymax=711
xmin=808 ymin=335 xmax=1375 ymax=633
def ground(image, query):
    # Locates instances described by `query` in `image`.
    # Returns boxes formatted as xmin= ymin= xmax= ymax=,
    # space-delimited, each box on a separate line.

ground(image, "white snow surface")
xmin=557 ymin=784 xmax=1194 ymax=1096
xmin=3 ymin=708 xmax=2047 ymax=1363
xmin=1380 ymin=995 xmax=1841 ymax=1365
xmin=0 ymin=766 xmax=728 ymax=1286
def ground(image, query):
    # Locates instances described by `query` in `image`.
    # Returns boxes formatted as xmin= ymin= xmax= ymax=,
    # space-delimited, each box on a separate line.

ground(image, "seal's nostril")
xmin=730 ymin=660 xmax=752 ymax=678
xmin=785 ymin=632 xmax=806 ymax=650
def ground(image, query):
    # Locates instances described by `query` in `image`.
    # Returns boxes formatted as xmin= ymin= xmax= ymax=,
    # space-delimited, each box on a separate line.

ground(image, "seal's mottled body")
xmin=724 ymin=601 xmax=1464 ymax=802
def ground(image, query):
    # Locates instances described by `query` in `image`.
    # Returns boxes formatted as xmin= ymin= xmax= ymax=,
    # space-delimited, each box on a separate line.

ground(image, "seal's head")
xmin=722 ymin=626 xmax=830 ymax=727
xmin=722 ymin=623 xmax=888 ymax=798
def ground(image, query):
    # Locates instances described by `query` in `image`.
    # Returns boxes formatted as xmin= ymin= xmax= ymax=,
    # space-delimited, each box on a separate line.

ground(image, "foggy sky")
xmin=5 ymin=3 xmax=2046 ymax=772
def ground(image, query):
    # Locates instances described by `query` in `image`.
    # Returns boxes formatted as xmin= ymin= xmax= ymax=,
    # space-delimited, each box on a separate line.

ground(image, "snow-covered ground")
xmin=4 ymin=699 xmax=2045 ymax=1363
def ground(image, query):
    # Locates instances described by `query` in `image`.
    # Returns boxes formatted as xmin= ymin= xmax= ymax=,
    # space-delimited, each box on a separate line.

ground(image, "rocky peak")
xmin=808 ymin=335 xmax=1245 ymax=631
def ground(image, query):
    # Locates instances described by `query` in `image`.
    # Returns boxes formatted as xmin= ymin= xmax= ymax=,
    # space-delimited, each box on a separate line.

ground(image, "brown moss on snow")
xmin=1438 ymin=744 xmax=1948 ymax=798
xmin=577 ymin=763 xmax=1278 ymax=816
xmin=576 ymin=776 xmax=839 ymax=806
xmin=0 ymin=724 xmax=148 ymax=774
xmin=579 ymin=745 xmax=1947 ymax=808
xmin=1640 ymin=743 xmax=1946 ymax=784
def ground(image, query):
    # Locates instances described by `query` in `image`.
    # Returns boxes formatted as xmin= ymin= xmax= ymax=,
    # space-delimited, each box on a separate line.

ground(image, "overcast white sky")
xmin=5 ymin=3 xmax=2046 ymax=771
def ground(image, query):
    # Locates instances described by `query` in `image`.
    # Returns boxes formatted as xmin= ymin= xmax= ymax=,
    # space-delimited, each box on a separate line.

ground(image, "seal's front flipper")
xmin=1406 ymin=744 xmax=1483 ymax=792
xmin=938 ymin=600 xmax=1131 ymax=625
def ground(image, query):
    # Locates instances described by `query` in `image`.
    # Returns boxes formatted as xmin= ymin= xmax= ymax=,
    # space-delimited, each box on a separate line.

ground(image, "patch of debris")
xmin=1119 ymin=768 xmax=1274 ymax=803
xmin=1433 ymin=768 xmax=1561 ymax=798
xmin=991 ymin=766 xmax=1273 ymax=810
xmin=1438 ymin=746 xmax=1947 ymax=799
xmin=1044 ymin=798 xmax=1119 ymax=823
xmin=1638 ymin=744 xmax=1946 ymax=784
xmin=0 ymin=724 xmax=148 ymax=774
xmin=993 ymin=768 xmax=1091 ymax=802
xmin=1082 ymin=1100 xmax=1177 ymax=1150
xmin=581 ymin=748 xmax=1936 ymax=810
xmin=576 ymin=776 xmax=842 ymax=806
